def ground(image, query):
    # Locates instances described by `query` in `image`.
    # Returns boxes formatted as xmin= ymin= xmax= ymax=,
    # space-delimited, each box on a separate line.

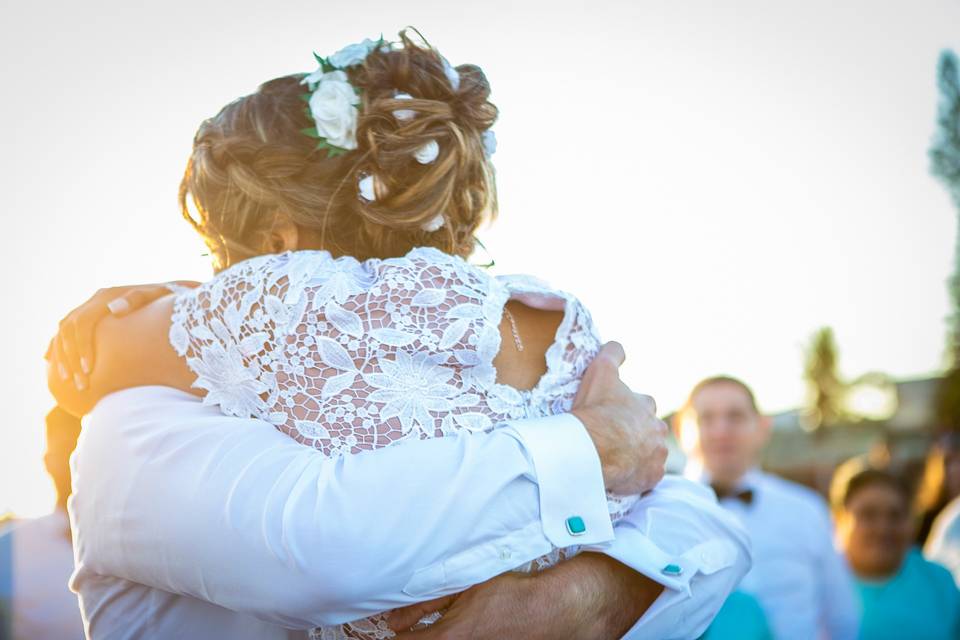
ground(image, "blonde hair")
xmin=915 ymin=440 xmax=956 ymax=518
xmin=179 ymin=29 xmax=498 ymax=268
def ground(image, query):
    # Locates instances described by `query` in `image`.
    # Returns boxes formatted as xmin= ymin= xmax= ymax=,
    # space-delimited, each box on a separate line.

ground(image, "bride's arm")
xmin=47 ymin=294 xmax=195 ymax=416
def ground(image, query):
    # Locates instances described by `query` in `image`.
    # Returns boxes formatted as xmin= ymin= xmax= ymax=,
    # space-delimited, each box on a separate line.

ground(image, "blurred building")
xmin=762 ymin=376 xmax=940 ymax=495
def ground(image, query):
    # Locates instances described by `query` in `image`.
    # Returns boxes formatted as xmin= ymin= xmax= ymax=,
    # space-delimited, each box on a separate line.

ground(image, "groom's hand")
xmin=387 ymin=552 xmax=664 ymax=639
xmin=572 ymin=342 xmax=667 ymax=495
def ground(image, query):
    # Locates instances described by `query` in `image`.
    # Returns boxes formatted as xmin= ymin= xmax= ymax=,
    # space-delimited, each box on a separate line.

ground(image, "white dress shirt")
xmin=69 ymin=387 xmax=751 ymax=639
xmin=687 ymin=466 xmax=860 ymax=640
xmin=0 ymin=510 xmax=85 ymax=640
xmin=925 ymin=495 xmax=960 ymax=586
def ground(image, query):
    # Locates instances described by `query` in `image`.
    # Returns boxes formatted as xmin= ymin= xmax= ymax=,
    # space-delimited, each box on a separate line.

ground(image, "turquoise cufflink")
xmin=565 ymin=515 xmax=587 ymax=536
xmin=661 ymin=563 xmax=683 ymax=577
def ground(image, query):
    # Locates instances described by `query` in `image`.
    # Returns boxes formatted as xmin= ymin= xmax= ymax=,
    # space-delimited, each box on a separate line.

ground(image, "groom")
xmin=62 ymin=288 xmax=751 ymax=639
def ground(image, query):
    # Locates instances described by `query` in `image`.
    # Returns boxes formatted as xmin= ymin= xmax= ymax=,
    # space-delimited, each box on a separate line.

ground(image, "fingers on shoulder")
xmin=596 ymin=341 xmax=626 ymax=368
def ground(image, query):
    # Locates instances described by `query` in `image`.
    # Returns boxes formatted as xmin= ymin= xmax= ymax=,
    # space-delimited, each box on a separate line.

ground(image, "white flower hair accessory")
xmin=358 ymin=171 xmax=444 ymax=233
xmin=301 ymin=35 xmax=496 ymax=232
xmin=305 ymin=71 xmax=360 ymax=152
xmin=421 ymin=214 xmax=445 ymax=232
xmin=300 ymin=37 xmax=384 ymax=158
xmin=328 ymin=38 xmax=380 ymax=69
xmin=441 ymin=56 xmax=460 ymax=92
xmin=414 ymin=139 xmax=440 ymax=164
xmin=392 ymin=93 xmax=416 ymax=122
xmin=357 ymin=173 xmax=379 ymax=201
xmin=482 ymin=130 xmax=497 ymax=157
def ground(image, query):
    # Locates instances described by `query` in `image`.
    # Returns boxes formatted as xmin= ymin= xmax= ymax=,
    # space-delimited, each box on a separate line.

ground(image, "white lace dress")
xmin=169 ymin=246 xmax=638 ymax=639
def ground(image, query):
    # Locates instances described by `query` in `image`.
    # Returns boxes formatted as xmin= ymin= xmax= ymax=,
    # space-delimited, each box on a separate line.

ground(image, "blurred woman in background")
xmin=832 ymin=467 xmax=960 ymax=640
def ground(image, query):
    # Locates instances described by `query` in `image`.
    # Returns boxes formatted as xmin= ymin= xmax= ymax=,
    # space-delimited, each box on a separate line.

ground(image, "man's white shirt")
xmin=0 ymin=510 xmax=85 ymax=640
xmin=686 ymin=465 xmax=860 ymax=640
xmin=69 ymin=387 xmax=751 ymax=639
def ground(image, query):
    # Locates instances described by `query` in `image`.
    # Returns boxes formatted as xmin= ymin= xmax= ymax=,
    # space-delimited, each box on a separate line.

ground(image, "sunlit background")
xmin=2 ymin=0 xmax=959 ymax=517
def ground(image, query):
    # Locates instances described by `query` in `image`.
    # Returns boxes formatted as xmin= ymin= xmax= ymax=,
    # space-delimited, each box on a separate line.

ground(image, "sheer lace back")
xmin=169 ymin=247 xmax=637 ymax=639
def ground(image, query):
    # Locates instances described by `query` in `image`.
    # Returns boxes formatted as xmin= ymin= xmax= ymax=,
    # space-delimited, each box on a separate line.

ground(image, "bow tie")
xmin=711 ymin=485 xmax=754 ymax=505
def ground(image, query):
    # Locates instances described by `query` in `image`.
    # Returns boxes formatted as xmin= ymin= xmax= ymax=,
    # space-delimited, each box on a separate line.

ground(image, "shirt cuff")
xmin=582 ymin=476 xmax=752 ymax=639
xmin=501 ymin=414 xmax=615 ymax=548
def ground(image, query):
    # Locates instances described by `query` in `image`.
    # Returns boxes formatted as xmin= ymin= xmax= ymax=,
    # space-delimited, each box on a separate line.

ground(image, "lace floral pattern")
xmin=169 ymin=247 xmax=638 ymax=639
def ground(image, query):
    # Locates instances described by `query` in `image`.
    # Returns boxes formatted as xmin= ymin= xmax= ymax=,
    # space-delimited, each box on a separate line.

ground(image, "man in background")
xmin=675 ymin=376 xmax=860 ymax=639
xmin=0 ymin=407 xmax=84 ymax=639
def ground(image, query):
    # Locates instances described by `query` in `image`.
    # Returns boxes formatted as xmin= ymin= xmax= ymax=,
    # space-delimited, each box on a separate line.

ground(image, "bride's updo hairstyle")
xmin=179 ymin=28 xmax=498 ymax=268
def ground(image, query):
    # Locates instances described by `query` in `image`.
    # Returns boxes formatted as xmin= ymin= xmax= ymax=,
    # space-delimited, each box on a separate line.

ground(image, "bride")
xmin=47 ymin=29 xmax=748 ymax=639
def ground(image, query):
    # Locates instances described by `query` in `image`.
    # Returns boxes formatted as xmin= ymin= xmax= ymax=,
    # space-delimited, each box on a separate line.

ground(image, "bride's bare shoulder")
xmin=491 ymin=274 xmax=598 ymax=391
xmin=493 ymin=299 xmax=565 ymax=390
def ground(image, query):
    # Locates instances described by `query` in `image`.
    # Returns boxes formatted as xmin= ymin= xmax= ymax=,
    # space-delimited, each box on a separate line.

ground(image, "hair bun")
xmin=345 ymin=29 xmax=498 ymax=256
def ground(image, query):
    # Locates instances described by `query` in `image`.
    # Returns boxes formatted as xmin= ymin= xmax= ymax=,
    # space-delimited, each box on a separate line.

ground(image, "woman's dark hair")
xmin=832 ymin=466 xmax=910 ymax=511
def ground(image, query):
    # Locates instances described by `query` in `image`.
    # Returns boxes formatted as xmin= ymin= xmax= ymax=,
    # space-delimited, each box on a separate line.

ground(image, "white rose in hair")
xmin=415 ymin=139 xmax=439 ymax=164
xmin=441 ymin=57 xmax=460 ymax=91
xmin=358 ymin=174 xmax=378 ymax=201
xmin=421 ymin=213 xmax=445 ymax=232
xmin=329 ymin=38 xmax=377 ymax=69
xmin=308 ymin=71 xmax=360 ymax=150
xmin=393 ymin=93 xmax=416 ymax=122
xmin=301 ymin=67 xmax=326 ymax=90
xmin=482 ymin=130 xmax=497 ymax=157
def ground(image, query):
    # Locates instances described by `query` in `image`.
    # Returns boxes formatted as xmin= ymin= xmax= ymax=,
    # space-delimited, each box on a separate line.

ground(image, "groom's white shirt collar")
xmin=684 ymin=461 xmax=764 ymax=493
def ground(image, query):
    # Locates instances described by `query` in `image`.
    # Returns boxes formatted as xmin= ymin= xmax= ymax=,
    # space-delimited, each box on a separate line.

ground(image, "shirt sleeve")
xmin=500 ymin=414 xmax=615 ymax=546
xmin=68 ymin=386 xmax=615 ymax=629
xmin=581 ymin=476 xmax=754 ymax=640
xmin=813 ymin=503 xmax=861 ymax=640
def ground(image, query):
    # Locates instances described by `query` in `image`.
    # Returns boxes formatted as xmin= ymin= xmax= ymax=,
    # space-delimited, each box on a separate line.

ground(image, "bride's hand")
xmin=572 ymin=342 xmax=668 ymax=495
xmin=46 ymin=281 xmax=200 ymax=391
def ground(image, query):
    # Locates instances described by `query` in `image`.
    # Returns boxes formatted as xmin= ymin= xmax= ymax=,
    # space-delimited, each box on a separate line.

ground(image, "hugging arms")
xmin=45 ymin=31 xmax=752 ymax=638
xmin=49 ymin=283 xmax=751 ymax=639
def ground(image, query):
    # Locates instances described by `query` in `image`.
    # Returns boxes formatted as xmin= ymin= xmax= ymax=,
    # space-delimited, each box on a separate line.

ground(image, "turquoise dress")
xmin=856 ymin=548 xmax=960 ymax=640
xmin=701 ymin=591 xmax=773 ymax=640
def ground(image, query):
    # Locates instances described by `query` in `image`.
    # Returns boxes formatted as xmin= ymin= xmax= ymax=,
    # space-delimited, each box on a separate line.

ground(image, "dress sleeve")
xmin=167 ymin=254 xmax=284 ymax=421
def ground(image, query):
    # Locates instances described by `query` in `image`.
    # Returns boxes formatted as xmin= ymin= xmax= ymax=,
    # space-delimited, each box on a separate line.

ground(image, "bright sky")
xmin=2 ymin=0 xmax=959 ymax=517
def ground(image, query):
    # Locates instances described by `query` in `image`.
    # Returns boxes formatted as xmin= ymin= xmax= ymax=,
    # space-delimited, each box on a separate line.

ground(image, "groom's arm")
xmin=70 ymin=388 xmax=748 ymax=638
xmin=388 ymin=476 xmax=752 ymax=640
xmin=566 ymin=476 xmax=751 ymax=639
xmin=585 ymin=476 xmax=752 ymax=638
xmin=69 ymin=344 xmax=665 ymax=629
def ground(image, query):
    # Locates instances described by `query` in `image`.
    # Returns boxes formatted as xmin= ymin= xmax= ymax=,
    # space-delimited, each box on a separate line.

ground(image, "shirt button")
xmin=498 ymin=547 xmax=512 ymax=561
xmin=661 ymin=563 xmax=683 ymax=577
